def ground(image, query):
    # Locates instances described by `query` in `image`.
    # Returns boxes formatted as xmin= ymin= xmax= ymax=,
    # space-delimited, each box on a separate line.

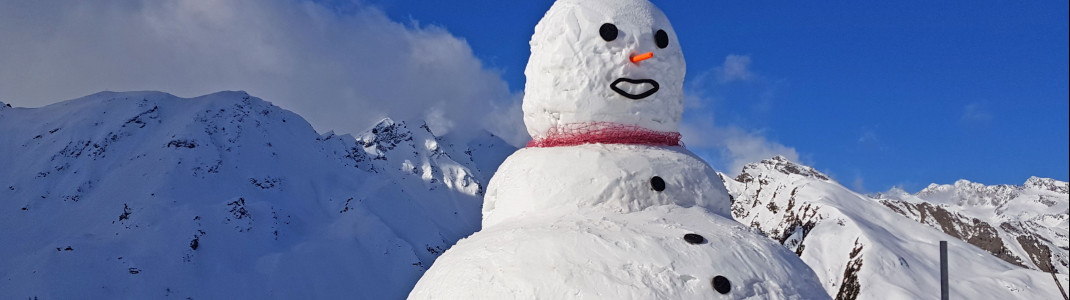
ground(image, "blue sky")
xmin=361 ymin=0 xmax=1069 ymax=192
xmin=0 ymin=0 xmax=1065 ymax=193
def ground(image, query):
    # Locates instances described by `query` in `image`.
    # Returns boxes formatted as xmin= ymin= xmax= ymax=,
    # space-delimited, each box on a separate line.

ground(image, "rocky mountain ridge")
xmin=721 ymin=156 xmax=1068 ymax=300
xmin=876 ymin=177 xmax=1068 ymax=276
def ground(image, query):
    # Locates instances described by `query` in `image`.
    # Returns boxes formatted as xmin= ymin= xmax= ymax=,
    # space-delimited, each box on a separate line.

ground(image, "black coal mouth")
xmin=610 ymin=78 xmax=660 ymax=100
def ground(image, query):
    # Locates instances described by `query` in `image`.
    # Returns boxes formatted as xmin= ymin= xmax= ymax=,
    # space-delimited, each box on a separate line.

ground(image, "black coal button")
xmin=600 ymin=23 xmax=618 ymax=41
xmin=650 ymin=176 xmax=666 ymax=192
xmin=683 ymin=233 xmax=705 ymax=244
xmin=712 ymin=275 xmax=731 ymax=294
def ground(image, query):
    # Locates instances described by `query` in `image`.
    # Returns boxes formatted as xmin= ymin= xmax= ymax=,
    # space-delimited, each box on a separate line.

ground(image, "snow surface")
xmin=410 ymin=206 xmax=828 ymax=300
xmin=482 ymin=144 xmax=733 ymax=227
xmin=411 ymin=144 xmax=829 ymax=299
xmin=723 ymin=156 xmax=1068 ymax=300
xmin=522 ymin=0 xmax=685 ymax=140
xmin=0 ymin=91 xmax=515 ymax=299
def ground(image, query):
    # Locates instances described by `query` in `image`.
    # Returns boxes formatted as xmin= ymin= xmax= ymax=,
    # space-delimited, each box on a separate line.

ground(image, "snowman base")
xmin=409 ymin=206 xmax=829 ymax=299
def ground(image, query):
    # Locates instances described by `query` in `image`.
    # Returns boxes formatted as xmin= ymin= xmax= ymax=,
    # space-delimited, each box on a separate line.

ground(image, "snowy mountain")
xmin=875 ymin=178 xmax=1068 ymax=278
xmin=0 ymin=91 xmax=515 ymax=299
xmin=721 ymin=156 xmax=1068 ymax=300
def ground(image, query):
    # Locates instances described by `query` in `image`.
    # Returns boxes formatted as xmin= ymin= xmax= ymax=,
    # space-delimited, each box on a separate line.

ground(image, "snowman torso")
xmin=482 ymin=144 xmax=733 ymax=228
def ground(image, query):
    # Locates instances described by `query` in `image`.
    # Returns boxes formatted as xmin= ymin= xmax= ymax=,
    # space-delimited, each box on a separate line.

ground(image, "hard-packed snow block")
xmin=522 ymin=0 xmax=686 ymax=141
xmin=410 ymin=206 xmax=830 ymax=299
xmin=481 ymin=144 xmax=733 ymax=227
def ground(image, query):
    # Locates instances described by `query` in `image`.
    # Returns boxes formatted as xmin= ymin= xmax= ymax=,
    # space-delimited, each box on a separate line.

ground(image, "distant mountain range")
xmin=1 ymin=92 xmax=1065 ymax=299
xmin=722 ymin=156 xmax=1067 ymax=299
xmin=0 ymin=91 xmax=513 ymax=299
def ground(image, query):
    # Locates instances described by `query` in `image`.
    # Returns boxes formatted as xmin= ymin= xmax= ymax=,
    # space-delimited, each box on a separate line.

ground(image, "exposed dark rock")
xmin=249 ymin=177 xmax=281 ymax=189
xmin=735 ymin=172 xmax=754 ymax=184
xmin=834 ymin=239 xmax=864 ymax=300
xmin=225 ymin=198 xmax=253 ymax=232
xmin=361 ymin=119 xmax=414 ymax=158
xmin=167 ymin=139 xmax=197 ymax=149
xmin=118 ymin=203 xmax=132 ymax=221
xmin=880 ymin=200 xmax=1028 ymax=268
xmin=1017 ymin=234 xmax=1055 ymax=273
xmin=340 ymin=197 xmax=355 ymax=214
xmin=123 ymin=105 xmax=159 ymax=129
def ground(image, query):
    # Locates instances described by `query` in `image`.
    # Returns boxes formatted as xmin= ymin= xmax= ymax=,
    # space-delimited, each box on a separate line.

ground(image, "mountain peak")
xmin=742 ymin=156 xmax=831 ymax=181
xmin=359 ymin=118 xmax=415 ymax=157
xmin=372 ymin=117 xmax=397 ymax=128
xmin=84 ymin=90 xmax=177 ymax=99
xmin=1025 ymin=176 xmax=1069 ymax=194
xmin=204 ymin=90 xmax=250 ymax=97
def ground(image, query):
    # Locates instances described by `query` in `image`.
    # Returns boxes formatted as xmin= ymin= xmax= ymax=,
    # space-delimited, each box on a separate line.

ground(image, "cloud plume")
xmin=0 ymin=0 xmax=527 ymax=144
xmin=682 ymin=55 xmax=801 ymax=174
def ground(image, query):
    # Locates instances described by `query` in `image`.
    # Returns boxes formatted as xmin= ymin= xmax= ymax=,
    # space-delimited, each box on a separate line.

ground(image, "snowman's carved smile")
xmin=610 ymin=78 xmax=660 ymax=100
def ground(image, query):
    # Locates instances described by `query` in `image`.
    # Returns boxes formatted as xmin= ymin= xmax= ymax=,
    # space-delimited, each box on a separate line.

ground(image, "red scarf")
xmin=526 ymin=122 xmax=681 ymax=148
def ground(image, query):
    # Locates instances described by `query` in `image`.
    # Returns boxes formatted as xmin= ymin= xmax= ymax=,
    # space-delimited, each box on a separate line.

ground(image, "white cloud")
xmin=855 ymin=128 xmax=888 ymax=152
xmin=961 ymin=102 xmax=993 ymax=123
xmin=0 ymin=0 xmax=526 ymax=144
xmin=680 ymin=116 xmax=800 ymax=175
xmin=857 ymin=130 xmax=879 ymax=144
xmin=717 ymin=54 xmax=755 ymax=83
xmin=852 ymin=176 xmax=866 ymax=193
xmin=682 ymin=55 xmax=800 ymax=174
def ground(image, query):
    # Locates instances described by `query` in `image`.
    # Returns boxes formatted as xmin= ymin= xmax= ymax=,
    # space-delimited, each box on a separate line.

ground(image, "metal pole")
xmin=940 ymin=241 xmax=949 ymax=300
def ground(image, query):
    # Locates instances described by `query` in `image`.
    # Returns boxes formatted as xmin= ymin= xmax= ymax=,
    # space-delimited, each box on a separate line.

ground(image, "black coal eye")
xmin=600 ymin=23 xmax=618 ymax=41
xmin=650 ymin=176 xmax=665 ymax=192
xmin=712 ymin=275 xmax=731 ymax=294
xmin=683 ymin=233 xmax=705 ymax=244
xmin=654 ymin=29 xmax=669 ymax=48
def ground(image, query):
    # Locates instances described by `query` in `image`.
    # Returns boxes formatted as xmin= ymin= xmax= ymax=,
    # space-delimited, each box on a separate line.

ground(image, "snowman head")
xmin=523 ymin=0 xmax=685 ymax=144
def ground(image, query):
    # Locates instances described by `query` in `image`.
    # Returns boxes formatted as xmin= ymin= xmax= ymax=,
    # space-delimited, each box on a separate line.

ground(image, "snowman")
xmin=409 ymin=0 xmax=830 ymax=299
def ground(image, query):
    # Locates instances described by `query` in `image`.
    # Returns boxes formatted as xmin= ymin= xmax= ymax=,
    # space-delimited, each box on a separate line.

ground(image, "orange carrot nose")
xmin=630 ymin=52 xmax=654 ymax=63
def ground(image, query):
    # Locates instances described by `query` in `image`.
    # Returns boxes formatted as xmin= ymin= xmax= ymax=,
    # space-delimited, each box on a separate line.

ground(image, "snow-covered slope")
xmin=875 ymin=178 xmax=1068 ymax=277
xmin=721 ymin=156 xmax=1067 ymax=300
xmin=0 ymin=91 xmax=515 ymax=299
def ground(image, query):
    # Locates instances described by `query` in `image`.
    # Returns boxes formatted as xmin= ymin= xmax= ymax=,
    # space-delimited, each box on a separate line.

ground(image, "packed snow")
xmin=522 ymin=0 xmax=686 ymax=140
xmin=411 ymin=205 xmax=827 ymax=299
xmin=482 ymin=144 xmax=733 ymax=227
xmin=412 ymin=145 xmax=829 ymax=299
